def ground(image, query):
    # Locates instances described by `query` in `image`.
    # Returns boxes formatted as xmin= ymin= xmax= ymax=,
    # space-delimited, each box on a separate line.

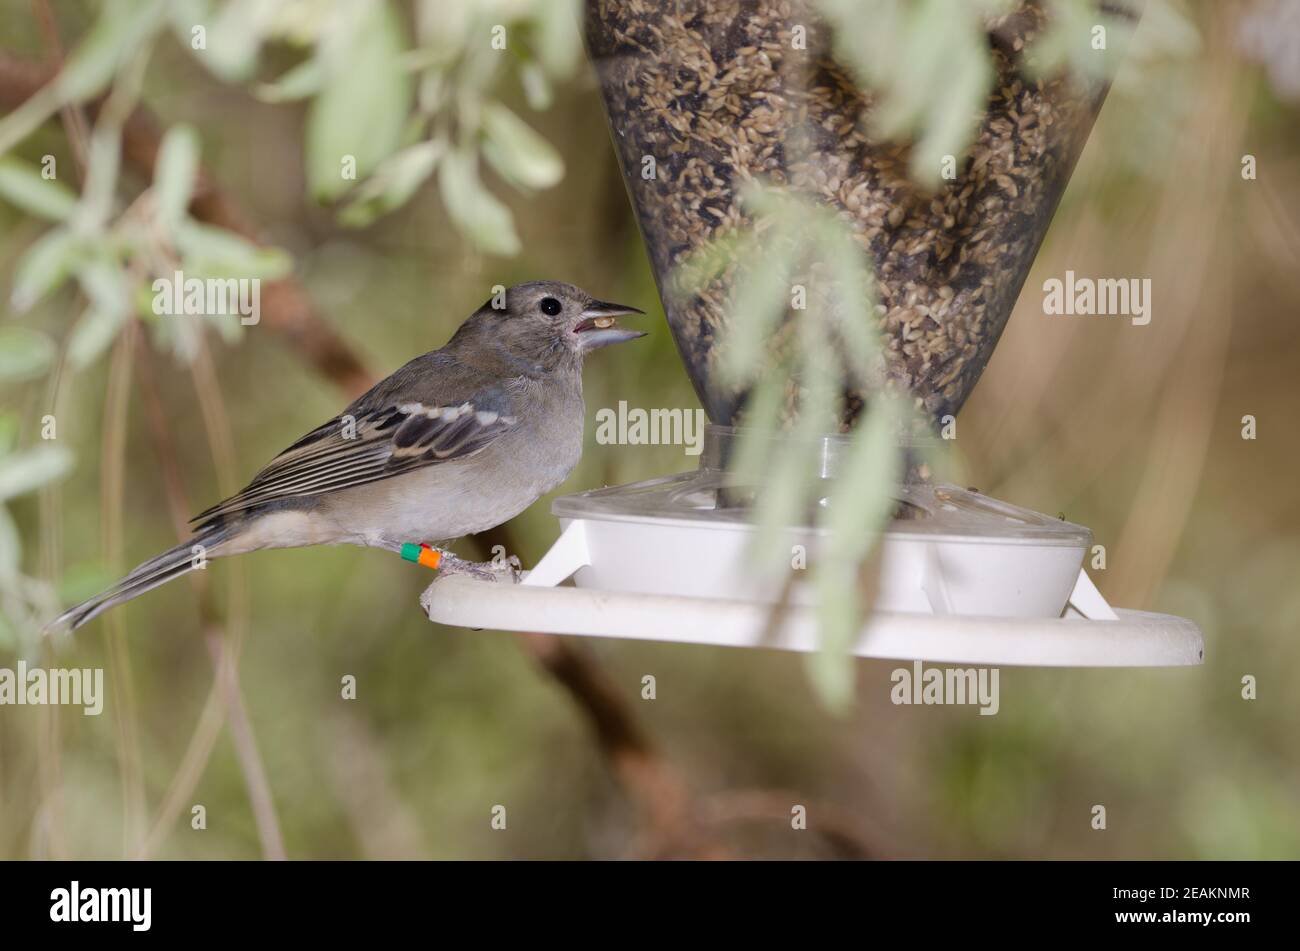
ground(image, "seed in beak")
xmin=593 ymin=316 xmax=615 ymax=329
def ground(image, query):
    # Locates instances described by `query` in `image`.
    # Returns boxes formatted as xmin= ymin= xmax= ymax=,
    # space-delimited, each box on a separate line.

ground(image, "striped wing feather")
xmin=190 ymin=399 xmax=516 ymax=524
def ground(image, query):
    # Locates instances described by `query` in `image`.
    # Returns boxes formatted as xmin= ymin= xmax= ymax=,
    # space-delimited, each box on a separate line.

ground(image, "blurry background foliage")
xmin=0 ymin=0 xmax=1297 ymax=860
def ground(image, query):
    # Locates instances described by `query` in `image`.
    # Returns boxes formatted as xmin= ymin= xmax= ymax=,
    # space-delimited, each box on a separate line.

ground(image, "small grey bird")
xmin=49 ymin=281 xmax=644 ymax=632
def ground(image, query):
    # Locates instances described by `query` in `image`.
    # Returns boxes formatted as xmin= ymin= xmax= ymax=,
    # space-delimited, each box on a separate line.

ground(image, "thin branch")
xmin=134 ymin=331 xmax=286 ymax=859
xmin=190 ymin=337 xmax=286 ymax=860
xmin=100 ymin=324 xmax=146 ymax=854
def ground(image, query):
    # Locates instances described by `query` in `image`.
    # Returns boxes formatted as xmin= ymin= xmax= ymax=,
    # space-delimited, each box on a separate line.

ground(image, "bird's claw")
xmin=436 ymin=550 xmax=520 ymax=584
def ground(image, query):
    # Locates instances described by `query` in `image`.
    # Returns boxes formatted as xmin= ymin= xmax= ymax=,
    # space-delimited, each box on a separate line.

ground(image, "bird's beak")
xmin=574 ymin=300 xmax=647 ymax=352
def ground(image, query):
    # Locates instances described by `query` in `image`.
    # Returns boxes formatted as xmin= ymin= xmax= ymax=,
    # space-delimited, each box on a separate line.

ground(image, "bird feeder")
xmin=424 ymin=0 xmax=1203 ymax=669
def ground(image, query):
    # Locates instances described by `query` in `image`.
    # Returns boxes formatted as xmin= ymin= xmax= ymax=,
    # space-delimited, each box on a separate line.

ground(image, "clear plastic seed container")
xmin=586 ymin=0 xmax=1113 ymax=426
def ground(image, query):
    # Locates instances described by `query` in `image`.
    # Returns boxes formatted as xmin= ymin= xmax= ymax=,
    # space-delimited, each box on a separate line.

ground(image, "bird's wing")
xmin=190 ymin=382 xmax=518 ymax=525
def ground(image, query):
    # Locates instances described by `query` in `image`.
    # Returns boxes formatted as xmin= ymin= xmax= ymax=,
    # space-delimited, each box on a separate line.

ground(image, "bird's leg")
xmin=420 ymin=545 xmax=521 ymax=583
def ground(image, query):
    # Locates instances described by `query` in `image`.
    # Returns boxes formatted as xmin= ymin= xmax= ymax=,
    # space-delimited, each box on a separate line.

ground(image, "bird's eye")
xmin=539 ymin=297 xmax=562 ymax=316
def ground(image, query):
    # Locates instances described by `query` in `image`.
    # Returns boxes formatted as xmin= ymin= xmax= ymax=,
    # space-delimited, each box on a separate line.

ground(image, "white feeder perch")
xmin=424 ymin=428 xmax=1204 ymax=668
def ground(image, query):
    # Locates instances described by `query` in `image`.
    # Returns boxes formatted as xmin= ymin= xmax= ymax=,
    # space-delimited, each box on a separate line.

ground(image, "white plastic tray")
xmin=421 ymin=575 xmax=1205 ymax=667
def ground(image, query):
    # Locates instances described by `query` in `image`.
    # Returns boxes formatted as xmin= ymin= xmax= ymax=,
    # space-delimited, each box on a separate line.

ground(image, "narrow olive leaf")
xmin=0 ymin=328 xmax=57 ymax=382
xmin=480 ymin=103 xmax=564 ymax=190
xmin=532 ymin=0 xmax=583 ymax=76
xmin=52 ymin=0 xmax=165 ymax=103
xmin=823 ymin=225 xmax=882 ymax=380
xmin=749 ymin=440 xmax=811 ymax=576
xmin=66 ymin=258 xmax=132 ymax=368
xmin=415 ymin=0 xmax=471 ymax=56
xmin=75 ymin=121 xmax=124 ymax=234
xmin=0 ymin=413 xmax=17 ymax=453
xmin=67 ymin=305 xmax=129 ymax=370
xmin=438 ymin=148 xmax=521 ymax=256
xmin=796 ymin=313 xmax=843 ymax=436
xmin=803 ymin=399 xmax=903 ymax=712
xmin=338 ymin=141 xmax=442 ymax=228
xmin=0 ymin=445 xmax=74 ymax=504
xmin=0 ymin=158 xmax=78 ymax=221
xmin=154 ymin=124 xmax=200 ymax=231
xmin=0 ymin=0 xmax=158 ymax=157
xmin=719 ymin=247 xmax=794 ymax=388
xmin=0 ymin=505 xmax=20 ymax=584
xmin=254 ymin=56 xmax=325 ymax=103
xmin=1030 ymin=0 xmax=1141 ymax=83
xmin=174 ymin=222 xmax=291 ymax=279
xmin=201 ymin=0 xmax=272 ymax=82
xmin=77 ymin=258 xmax=132 ymax=319
xmin=821 ymin=0 xmax=999 ymax=187
xmin=519 ymin=61 xmax=553 ymax=111
xmin=730 ymin=373 xmax=786 ymax=484
xmin=668 ymin=229 xmax=759 ymax=300
xmin=306 ymin=0 xmax=413 ymax=201
xmin=824 ymin=398 xmax=903 ymax=564
xmin=910 ymin=30 xmax=990 ymax=184
xmin=10 ymin=228 xmax=82 ymax=311
xmin=807 ymin=560 xmax=859 ymax=711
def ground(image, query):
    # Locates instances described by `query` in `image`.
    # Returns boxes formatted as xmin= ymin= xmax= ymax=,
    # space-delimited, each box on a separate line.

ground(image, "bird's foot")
xmin=428 ymin=547 xmax=521 ymax=584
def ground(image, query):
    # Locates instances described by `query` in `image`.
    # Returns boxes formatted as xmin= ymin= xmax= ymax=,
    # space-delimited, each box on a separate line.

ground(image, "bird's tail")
xmin=45 ymin=523 xmax=232 ymax=634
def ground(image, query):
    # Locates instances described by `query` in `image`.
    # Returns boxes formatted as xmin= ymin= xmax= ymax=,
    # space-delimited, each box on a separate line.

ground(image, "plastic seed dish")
xmin=423 ymin=428 xmax=1204 ymax=668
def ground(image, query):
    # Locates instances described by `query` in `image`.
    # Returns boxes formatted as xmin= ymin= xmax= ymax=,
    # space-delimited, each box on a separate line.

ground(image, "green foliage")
xmin=153 ymin=125 xmax=200 ymax=231
xmin=0 ymin=445 xmax=74 ymax=504
xmin=304 ymin=0 xmax=413 ymax=202
xmin=438 ymin=146 xmax=521 ymax=257
xmin=820 ymin=0 xmax=1008 ymax=186
xmin=817 ymin=0 xmax=1159 ymax=186
xmin=676 ymin=182 xmax=911 ymax=710
xmin=174 ymin=0 xmax=581 ymax=240
xmin=0 ymin=158 xmax=78 ymax=221
xmin=0 ymin=327 xmax=56 ymax=381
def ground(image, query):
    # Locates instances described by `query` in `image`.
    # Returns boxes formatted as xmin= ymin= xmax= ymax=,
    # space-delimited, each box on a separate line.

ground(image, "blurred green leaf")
xmin=0 ymin=505 xmax=18 ymax=581
xmin=174 ymin=221 xmax=292 ymax=279
xmin=306 ymin=0 xmax=414 ymax=201
xmin=719 ymin=249 xmax=794 ymax=387
xmin=10 ymin=227 xmax=83 ymax=311
xmin=67 ymin=305 xmax=128 ymax=370
xmin=256 ymin=57 xmax=326 ymax=103
xmin=53 ymin=0 xmax=166 ymax=103
xmin=154 ymin=124 xmax=200 ymax=231
xmin=669 ymin=230 xmax=759 ymax=299
xmin=807 ymin=562 xmax=858 ymax=710
xmin=824 ymin=398 xmax=903 ymax=560
xmin=438 ymin=148 xmax=521 ymax=256
xmin=0 ymin=413 xmax=18 ymax=454
xmin=77 ymin=256 xmax=130 ymax=316
xmin=0 ymin=158 xmax=78 ymax=221
xmin=0 ymin=445 xmax=74 ymax=503
xmin=1033 ymin=0 xmax=1141 ymax=83
xmin=820 ymin=0 xmax=1002 ymax=185
xmin=0 ymin=327 xmax=57 ymax=382
xmin=749 ymin=442 xmax=808 ymax=570
xmin=824 ymin=226 xmax=882 ymax=380
xmin=0 ymin=0 xmax=163 ymax=157
xmin=202 ymin=0 xmax=274 ymax=82
xmin=730 ymin=374 xmax=785 ymax=480
xmin=531 ymin=0 xmax=583 ymax=77
xmin=339 ymin=140 xmax=442 ymax=228
xmin=481 ymin=103 xmax=564 ymax=190
xmin=519 ymin=61 xmax=553 ymax=111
